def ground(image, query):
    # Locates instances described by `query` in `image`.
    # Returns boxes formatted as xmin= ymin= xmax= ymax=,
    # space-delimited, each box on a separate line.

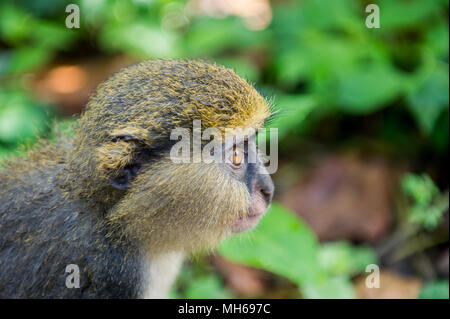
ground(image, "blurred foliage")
xmin=218 ymin=203 xmax=377 ymax=298
xmin=0 ymin=88 xmax=54 ymax=161
xmin=170 ymin=253 xmax=236 ymax=299
xmin=402 ymin=173 xmax=449 ymax=231
xmin=1 ymin=0 xmax=448 ymax=154
xmin=419 ymin=280 xmax=449 ymax=299
xmin=0 ymin=89 xmax=49 ymax=143
xmin=0 ymin=0 xmax=448 ymax=299
xmin=269 ymin=0 xmax=448 ymax=141
xmin=174 ymin=273 xmax=233 ymax=299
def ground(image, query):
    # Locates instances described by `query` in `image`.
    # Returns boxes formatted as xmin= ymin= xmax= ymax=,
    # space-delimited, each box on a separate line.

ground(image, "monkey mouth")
xmin=232 ymin=212 xmax=264 ymax=233
xmin=232 ymin=193 xmax=268 ymax=233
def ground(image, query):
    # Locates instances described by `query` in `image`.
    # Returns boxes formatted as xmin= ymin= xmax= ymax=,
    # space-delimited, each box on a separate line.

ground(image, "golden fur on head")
xmin=67 ymin=59 xmax=271 ymax=199
xmin=77 ymin=59 xmax=270 ymax=147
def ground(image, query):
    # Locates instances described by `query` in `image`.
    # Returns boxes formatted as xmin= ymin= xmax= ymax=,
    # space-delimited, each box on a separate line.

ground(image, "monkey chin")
xmin=231 ymin=192 xmax=268 ymax=233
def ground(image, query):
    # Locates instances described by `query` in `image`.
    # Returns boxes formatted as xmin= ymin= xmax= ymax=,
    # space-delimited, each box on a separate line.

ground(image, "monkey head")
xmin=66 ymin=60 xmax=274 ymax=254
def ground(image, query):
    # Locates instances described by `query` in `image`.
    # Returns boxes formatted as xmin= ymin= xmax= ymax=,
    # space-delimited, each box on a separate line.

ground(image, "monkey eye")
xmin=232 ymin=147 xmax=243 ymax=166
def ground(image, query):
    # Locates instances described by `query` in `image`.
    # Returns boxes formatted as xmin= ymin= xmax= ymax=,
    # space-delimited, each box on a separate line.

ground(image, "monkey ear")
xmin=96 ymin=128 xmax=148 ymax=190
xmin=109 ymin=161 xmax=141 ymax=190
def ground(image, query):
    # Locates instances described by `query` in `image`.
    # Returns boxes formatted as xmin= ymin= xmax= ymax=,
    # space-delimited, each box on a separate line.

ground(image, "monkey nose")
xmin=258 ymin=174 xmax=274 ymax=205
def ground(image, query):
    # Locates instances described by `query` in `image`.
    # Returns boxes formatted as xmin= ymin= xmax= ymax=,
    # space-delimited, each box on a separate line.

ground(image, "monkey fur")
xmin=0 ymin=59 xmax=274 ymax=298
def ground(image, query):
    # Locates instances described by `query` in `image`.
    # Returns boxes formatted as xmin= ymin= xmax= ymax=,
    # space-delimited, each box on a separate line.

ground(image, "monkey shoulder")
xmin=0 ymin=160 xmax=143 ymax=298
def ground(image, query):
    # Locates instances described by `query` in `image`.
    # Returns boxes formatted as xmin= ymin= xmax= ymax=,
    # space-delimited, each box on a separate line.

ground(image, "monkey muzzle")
xmin=232 ymin=173 xmax=274 ymax=233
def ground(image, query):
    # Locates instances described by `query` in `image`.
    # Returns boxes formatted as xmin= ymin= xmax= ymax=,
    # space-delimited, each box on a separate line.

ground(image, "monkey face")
xmin=105 ymin=135 xmax=274 ymax=254
xmin=220 ymin=140 xmax=274 ymax=233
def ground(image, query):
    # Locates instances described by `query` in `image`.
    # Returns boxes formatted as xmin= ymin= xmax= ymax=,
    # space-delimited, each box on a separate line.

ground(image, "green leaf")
xmin=0 ymin=3 xmax=35 ymax=45
xmin=401 ymin=173 xmax=439 ymax=206
xmin=335 ymin=63 xmax=404 ymax=114
xmin=80 ymin=0 xmax=109 ymax=25
xmin=274 ymin=36 xmax=369 ymax=89
xmin=185 ymin=274 xmax=231 ymax=299
xmin=184 ymin=17 xmax=269 ymax=57
xmin=271 ymin=0 xmax=361 ymax=33
xmin=297 ymin=0 xmax=361 ymax=31
xmin=0 ymin=90 xmax=49 ymax=144
xmin=407 ymin=67 xmax=449 ymax=135
xmin=6 ymin=46 xmax=51 ymax=74
xmin=319 ymin=242 xmax=378 ymax=277
xmin=302 ymin=276 xmax=355 ymax=299
xmin=426 ymin=22 xmax=449 ymax=59
xmin=274 ymin=46 xmax=311 ymax=87
xmin=100 ymin=21 xmax=179 ymax=58
xmin=378 ymin=0 xmax=444 ymax=29
xmin=267 ymin=94 xmax=317 ymax=140
xmin=409 ymin=205 xmax=446 ymax=230
xmin=32 ymin=21 xmax=77 ymax=51
xmin=402 ymin=173 xmax=448 ymax=230
xmin=419 ymin=280 xmax=449 ymax=299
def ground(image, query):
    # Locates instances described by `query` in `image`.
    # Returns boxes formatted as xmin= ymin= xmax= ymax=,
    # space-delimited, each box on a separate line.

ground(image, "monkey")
xmin=0 ymin=59 xmax=274 ymax=298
